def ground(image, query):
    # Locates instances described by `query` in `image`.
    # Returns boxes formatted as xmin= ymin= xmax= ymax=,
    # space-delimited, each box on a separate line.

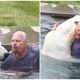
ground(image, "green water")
xmin=41 ymin=55 xmax=80 ymax=79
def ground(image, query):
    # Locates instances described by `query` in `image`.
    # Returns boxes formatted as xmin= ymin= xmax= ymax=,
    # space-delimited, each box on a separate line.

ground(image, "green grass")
xmin=0 ymin=1 xmax=39 ymax=27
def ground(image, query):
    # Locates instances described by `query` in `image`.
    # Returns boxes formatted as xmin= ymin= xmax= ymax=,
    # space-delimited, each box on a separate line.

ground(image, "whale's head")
xmin=42 ymin=15 xmax=80 ymax=62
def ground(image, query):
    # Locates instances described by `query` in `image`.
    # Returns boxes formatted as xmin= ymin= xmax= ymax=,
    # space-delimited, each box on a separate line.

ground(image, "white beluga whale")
xmin=42 ymin=15 xmax=80 ymax=63
xmin=0 ymin=42 xmax=8 ymax=59
xmin=0 ymin=27 xmax=10 ymax=60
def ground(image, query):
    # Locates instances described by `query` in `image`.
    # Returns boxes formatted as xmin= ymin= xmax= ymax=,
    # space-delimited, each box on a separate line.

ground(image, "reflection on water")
xmin=41 ymin=55 xmax=80 ymax=79
xmin=41 ymin=14 xmax=80 ymax=79
xmin=0 ymin=69 xmax=39 ymax=79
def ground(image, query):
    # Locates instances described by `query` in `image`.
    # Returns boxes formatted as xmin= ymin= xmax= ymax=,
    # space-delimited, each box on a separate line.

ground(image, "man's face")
xmin=75 ymin=23 xmax=80 ymax=39
xmin=11 ymin=34 xmax=26 ymax=54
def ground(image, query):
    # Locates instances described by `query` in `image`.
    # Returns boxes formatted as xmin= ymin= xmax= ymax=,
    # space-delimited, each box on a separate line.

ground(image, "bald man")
xmin=1 ymin=31 xmax=39 ymax=72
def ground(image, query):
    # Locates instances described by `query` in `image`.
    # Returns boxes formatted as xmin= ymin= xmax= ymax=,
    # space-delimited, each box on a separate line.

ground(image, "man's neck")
xmin=16 ymin=48 xmax=27 ymax=59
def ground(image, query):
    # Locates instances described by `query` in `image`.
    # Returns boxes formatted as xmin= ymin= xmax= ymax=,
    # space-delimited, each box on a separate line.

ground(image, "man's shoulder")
xmin=28 ymin=44 xmax=39 ymax=55
xmin=6 ymin=51 xmax=15 ymax=60
xmin=27 ymin=44 xmax=39 ymax=65
xmin=28 ymin=44 xmax=39 ymax=50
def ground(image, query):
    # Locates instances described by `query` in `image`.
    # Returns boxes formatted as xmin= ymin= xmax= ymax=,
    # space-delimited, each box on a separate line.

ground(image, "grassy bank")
xmin=0 ymin=1 xmax=39 ymax=27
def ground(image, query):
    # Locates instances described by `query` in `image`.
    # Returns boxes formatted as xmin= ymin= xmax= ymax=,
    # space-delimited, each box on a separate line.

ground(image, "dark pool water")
xmin=40 ymin=14 xmax=80 ymax=79
xmin=0 ymin=69 xmax=39 ymax=79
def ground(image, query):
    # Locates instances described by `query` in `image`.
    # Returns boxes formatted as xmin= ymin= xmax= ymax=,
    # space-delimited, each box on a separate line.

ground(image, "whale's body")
xmin=0 ymin=42 xmax=8 ymax=59
xmin=42 ymin=15 xmax=80 ymax=63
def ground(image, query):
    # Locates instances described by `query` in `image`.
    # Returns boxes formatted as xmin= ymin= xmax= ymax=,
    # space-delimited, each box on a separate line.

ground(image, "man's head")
xmin=11 ymin=31 xmax=27 ymax=56
xmin=75 ymin=22 xmax=80 ymax=39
